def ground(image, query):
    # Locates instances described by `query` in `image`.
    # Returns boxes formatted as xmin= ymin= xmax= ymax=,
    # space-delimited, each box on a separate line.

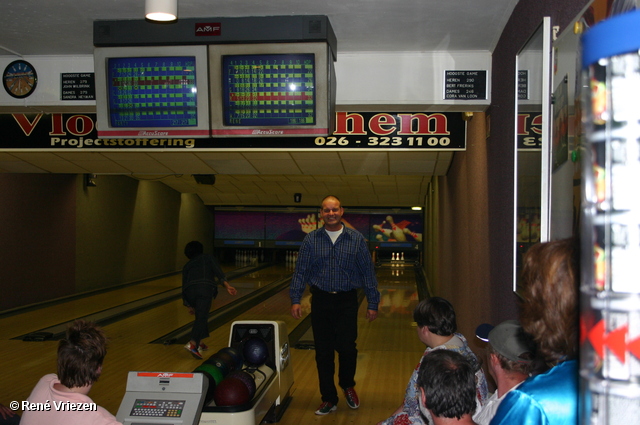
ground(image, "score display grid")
xmin=107 ymin=56 xmax=198 ymax=128
xmin=222 ymin=53 xmax=316 ymax=127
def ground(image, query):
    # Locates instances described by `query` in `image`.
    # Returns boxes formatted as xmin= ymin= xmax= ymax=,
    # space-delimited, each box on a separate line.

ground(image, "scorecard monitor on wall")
xmin=209 ymin=42 xmax=336 ymax=137
xmin=93 ymin=45 xmax=211 ymax=138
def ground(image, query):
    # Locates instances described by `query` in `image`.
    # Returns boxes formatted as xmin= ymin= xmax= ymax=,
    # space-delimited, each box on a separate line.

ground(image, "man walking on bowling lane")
xmin=290 ymin=195 xmax=380 ymax=415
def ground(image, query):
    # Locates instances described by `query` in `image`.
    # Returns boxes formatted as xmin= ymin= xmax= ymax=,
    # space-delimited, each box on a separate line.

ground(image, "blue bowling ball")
xmin=242 ymin=337 xmax=269 ymax=366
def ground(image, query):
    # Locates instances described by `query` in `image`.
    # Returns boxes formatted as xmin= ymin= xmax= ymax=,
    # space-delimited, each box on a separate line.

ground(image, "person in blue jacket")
xmin=490 ymin=238 xmax=579 ymax=425
xmin=289 ymin=195 xmax=380 ymax=416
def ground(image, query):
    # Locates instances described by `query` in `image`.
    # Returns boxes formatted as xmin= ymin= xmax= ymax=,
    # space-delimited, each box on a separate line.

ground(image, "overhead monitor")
xmin=209 ymin=42 xmax=336 ymax=137
xmin=93 ymin=45 xmax=211 ymax=138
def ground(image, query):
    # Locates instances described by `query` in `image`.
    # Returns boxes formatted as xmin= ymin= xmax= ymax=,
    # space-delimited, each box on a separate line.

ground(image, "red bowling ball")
xmin=227 ymin=370 xmax=257 ymax=399
xmin=213 ymin=376 xmax=251 ymax=406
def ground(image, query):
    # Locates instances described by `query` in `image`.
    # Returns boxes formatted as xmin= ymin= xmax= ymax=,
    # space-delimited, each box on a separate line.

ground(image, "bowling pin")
xmin=386 ymin=215 xmax=407 ymax=242
xmin=373 ymin=224 xmax=393 ymax=240
xmin=401 ymin=252 xmax=405 ymax=261
xmin=402 ymin=227 xmax=423 ymax=242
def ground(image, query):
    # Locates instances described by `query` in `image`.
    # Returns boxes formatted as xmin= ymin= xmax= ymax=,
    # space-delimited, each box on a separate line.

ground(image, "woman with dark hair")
xmin=182 ymin=240 xmax=237 ymax=359
xmin=490 ymin=238 xmax=579 ymax=425
xmin=21 ymin=320 xmax=120 ymax=425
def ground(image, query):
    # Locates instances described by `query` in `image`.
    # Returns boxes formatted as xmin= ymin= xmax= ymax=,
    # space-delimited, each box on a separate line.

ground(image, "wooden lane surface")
xmin=100 ymin=265 xmax=293 ymax=344
xmin=0 ymin=264 xmax=296 ymax=411
xmin=0 ymin=264 xmax=425 ymax=425
xmin=274 ymin=267 xmax=425 ymax=425
xmin=0 ymin=264 xmax=281 ymax=342
xmin=0 ymin=273 xmax=183 ymax=340
xmin=0 ymin=284 xmax=308 ymax=417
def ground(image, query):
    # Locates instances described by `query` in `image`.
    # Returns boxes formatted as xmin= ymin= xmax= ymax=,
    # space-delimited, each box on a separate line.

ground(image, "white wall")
xmin=0 ymin=50 xmax=491 ymax=113
xmin=335 ymin=51 xmax=491 ymax=110
xmin=0 ymin=56 xmax=95 ymax=113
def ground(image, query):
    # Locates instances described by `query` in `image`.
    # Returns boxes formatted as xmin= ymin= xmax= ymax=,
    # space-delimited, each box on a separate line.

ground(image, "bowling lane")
xmin=0 ymin=273 xmax=180 ymax=340
xmin=0 ymin=265 xmax=245 ymax=340
xmin=195 ymin=264 xmax=421 ymax=354
xmin=360 ymin=265 xmax=424 ymax=352
xmin=0 ymin=262 xmax=426 ymax=423
xmin=205 ymin=264 xmax=425 ymax=425
xmin=278 ymin=265 xmax=426 ymax=425
xmin=99 ymin=264 xmax=294 ymax=344
xmin=189 ymin=284 xmax=309 ymax=352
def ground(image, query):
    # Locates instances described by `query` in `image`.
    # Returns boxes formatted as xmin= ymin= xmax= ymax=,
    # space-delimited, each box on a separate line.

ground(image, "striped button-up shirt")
xmin=290 ymin=224 xmax=380 ymax=310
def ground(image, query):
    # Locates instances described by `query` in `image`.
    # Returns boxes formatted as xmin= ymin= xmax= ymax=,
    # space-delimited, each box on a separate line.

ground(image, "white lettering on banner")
xmin=252 ymin=129 xmax=285 ymax=135
xmin=139 ymin=130 xmax=169 ymax=137
xmin=314 ymin=135 xmax=452 ymax=147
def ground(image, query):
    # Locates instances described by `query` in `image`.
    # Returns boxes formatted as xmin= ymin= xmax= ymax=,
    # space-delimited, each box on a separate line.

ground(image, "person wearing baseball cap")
xmin=473 ymin=320 xmax=538 ymax=425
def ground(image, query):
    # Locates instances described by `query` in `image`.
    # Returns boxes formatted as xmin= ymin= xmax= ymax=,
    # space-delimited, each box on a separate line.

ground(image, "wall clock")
xmin=3 ymin=60 xmax=38 ymax=98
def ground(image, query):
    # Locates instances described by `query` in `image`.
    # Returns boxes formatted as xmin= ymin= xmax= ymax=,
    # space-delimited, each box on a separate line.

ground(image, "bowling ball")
xmin=227 ymin=370 xmax=256 ymax=399
xmin=242 ymin=337 xmax=269 ymax=366
xmin=213 ymin=376 xmax=251 ymax=406
xmin=193 ymin=369 xmax=217 ymax=405
xmin=219 ymin=346 xmax=244 ymax=368
xmin=194 ymin=363 xmax=225 ymax=386
xmin=210 ymin=350 xmax=238 ymax=373
xmin=204 ymin=354 xmax=230 ymax=376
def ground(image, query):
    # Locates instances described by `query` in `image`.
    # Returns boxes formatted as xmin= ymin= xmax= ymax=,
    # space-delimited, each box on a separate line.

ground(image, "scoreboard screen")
xmin=94 ymin=45 xmax=211 ymax=138
xmin=107 ymin=56 xmax=199 ymax=128
xmin=222 ymin=53 xmax=316 ymax=127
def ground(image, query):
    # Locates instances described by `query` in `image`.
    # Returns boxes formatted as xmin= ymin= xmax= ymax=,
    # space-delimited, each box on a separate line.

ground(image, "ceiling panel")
xmin=0 ymin=149 xmax=451 ymax=206
xmin=250 ymin=159 xmax=302 ymax=175
xmin=202 ymin=159 xmax=257 ymax=174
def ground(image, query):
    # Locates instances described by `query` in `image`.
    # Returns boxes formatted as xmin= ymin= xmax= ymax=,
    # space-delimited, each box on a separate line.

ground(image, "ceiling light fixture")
xmin=145 ymin=0 xmax=177 ymax=22
xmin=411 ymin=206 xmax=422 ymax=211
